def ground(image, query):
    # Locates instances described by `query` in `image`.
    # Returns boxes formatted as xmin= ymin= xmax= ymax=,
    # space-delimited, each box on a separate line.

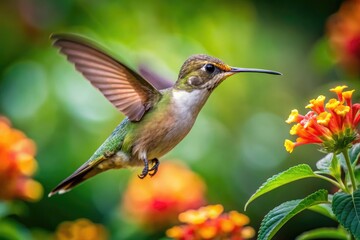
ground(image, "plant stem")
xmin=330 ymin=153 xmax=349 ymax=192
xmin=314 ymin=174 xmax=343 ymax=190
xmin=342 ymin=149 xmax=357 ymax=192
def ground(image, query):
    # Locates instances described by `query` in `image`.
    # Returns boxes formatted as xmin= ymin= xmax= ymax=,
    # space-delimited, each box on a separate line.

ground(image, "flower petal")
xmin=286 ymin=109 xmax=301 ymax=124
xmin=284 ymin=139 xmax=295 ymax=153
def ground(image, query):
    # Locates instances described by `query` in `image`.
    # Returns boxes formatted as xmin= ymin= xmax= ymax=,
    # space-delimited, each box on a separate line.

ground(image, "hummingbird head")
xmin=175 ymin=54 xmax=281 ymax=91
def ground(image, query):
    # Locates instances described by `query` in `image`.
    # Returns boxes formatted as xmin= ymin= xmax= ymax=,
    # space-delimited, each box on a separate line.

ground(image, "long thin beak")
xmin=229 ymin=67 xmax=282 ymax=75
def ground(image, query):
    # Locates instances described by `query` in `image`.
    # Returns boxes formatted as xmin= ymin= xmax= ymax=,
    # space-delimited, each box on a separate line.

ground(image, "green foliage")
xmin=249 ymin=145 xmax=360 ymax=239
xmin=332 ymin=189 xmax=360 ymax=239
xmin=335 ymin=143 xmax=360 ymax=170
xmin=349 ymin=143 xmax=360 ymax=166
xmin=315 ymin=144 xmax=360 ymax=180
xmin=308 ymin=203 xmax=336 ymax=220
xmin=258 ymin=190 xmax=328 ymax=240
xmin=316 ymin=153 xmax=342 ymax=175
xmin=245 ymin=164 xmax=316 ymax=210
xmin=316 ymin=153 xmax=335 ymax=174
xmin=295 ymin=227 xmax=351 ymax=240
xmin=0 ymin=220 xmax=31 ymax=240
xmin=316 ymin=153 xmax=343 ymax=184
xmin=0 ymin=203 xmax=8 ymax=219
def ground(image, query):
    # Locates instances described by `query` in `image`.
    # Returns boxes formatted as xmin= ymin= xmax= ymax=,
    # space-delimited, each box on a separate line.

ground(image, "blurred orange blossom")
xmin=55 ymin=218 xmax=108 ymax=240
xmin=121 ymin=161 xmax=206 ymax=230
xmin=0 ymin=116 xmax=42 ymax=201
xmin=327 ymin=0 xmax=360 ymax=75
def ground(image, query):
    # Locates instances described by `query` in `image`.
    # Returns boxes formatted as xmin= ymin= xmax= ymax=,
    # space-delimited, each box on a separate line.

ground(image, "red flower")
xmin=327 ymin=0 xmax=360 ymax=75
xmin=285 ymin=86 xmax=360 ymax=153
xmin=0 ymin=116 xmax=42 ymax=201
xmin=121 ymin=161 xmax=206 ymax=230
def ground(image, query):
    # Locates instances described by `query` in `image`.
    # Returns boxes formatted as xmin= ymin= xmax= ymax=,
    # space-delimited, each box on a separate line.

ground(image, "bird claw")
xmin=138 ymin=171 xmax=147 ymax=179
xmin=149 ymin=159 xmax=159 ymax=177
xmin=138 ymin=158 xmax=159 ymax=179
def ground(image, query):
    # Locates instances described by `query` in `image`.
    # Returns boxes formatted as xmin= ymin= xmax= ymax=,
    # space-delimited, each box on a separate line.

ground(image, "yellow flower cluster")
xmin=285 ymin=86 xmax=359 ymax=153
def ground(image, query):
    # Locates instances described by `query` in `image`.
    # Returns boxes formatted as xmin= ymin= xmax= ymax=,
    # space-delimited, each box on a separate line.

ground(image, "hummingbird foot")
xmin=137 ymin=158 xmax=159 ymax=179
xmin=149 ymin=158 xmax=159 ymax=177
xmin=138 ymin=156 xmax=150 ymax=179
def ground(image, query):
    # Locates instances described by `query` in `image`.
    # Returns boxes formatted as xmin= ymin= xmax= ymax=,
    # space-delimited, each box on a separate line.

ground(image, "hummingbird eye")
xmin=204 ymin=64 xmax=215 ymax=74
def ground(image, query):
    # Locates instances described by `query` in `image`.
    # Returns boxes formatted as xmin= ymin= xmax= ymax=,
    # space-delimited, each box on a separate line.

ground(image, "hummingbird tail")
xmin=48 ymin=163 xmax=101 ymax=197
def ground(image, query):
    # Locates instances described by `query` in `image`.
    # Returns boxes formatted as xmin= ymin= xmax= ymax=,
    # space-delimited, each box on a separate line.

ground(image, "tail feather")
xmin=48 ymin=164 xmax=101 ymax=197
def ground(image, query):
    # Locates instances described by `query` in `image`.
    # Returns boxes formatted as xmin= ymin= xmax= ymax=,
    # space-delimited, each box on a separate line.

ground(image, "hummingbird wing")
xmin=51 ymin=33 xmax=162 ymax=121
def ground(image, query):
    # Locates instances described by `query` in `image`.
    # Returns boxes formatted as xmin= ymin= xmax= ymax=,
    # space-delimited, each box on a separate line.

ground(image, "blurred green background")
xmin=1 ymin=0 xmax=359 ymax=239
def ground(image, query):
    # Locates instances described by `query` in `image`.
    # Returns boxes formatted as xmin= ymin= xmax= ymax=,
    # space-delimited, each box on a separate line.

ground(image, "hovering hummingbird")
xmin=48 ymin=34 xmax=281 ymax=197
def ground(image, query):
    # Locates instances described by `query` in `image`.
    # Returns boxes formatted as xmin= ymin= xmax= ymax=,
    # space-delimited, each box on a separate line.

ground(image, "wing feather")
xmin=51 ymin=33 xmax=161 ymax=121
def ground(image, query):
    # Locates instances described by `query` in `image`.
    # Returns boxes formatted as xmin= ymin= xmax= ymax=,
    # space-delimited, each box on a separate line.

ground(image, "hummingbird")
xmin=48 ymin=33 xmax=281 ymax=197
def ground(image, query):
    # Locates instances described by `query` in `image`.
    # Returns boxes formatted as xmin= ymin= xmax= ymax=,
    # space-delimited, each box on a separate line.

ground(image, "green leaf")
xmin=309 ymin=203 xmax=336 ymax=220
xmin=316 ymin=154 xmax=342 ymax=180
xmin=350 ymin=143 xmax=360 ymax=166
xmin=316 ymin=153 xmax=333 ymax=174
xmin=295 ymin=227 xmax=351 ymax=240
xmin=336 ymin=144 xmax=360 ymax=170
xmin=332 ymin=189 xmax=360 ymax=238
xmin=245 ymin=164 xmax=316 ymax=210
xmin=318 ymin=144 xmax=360 ymax=172
xmin=258 ymin=189 xmax=328 ymax=240
xmin=354 ymin=167 xmax=360 ymax=183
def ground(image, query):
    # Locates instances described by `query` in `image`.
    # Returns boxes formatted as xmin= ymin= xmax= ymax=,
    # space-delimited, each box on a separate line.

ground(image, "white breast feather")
xmin=172 ymin=89 xmax=207 ymax=117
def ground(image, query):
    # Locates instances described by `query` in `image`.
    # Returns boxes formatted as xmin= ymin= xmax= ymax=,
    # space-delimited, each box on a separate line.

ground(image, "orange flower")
xmin=285 ymin=86 xmax=360 ymax=153
xmin=121 ymin=161 xmax=206 ymax=230
xmin=0 ymin=116 xmax=42 ymax=201
xmin=179 ymin=205 xmax=224 ymax=224
xmin=55 ymin=218 xmax=108 ymax=240
xmin=327 ymin=0 xmax=360 ymax=75
xmin=166 ymin=204 xmax=255 ymax=240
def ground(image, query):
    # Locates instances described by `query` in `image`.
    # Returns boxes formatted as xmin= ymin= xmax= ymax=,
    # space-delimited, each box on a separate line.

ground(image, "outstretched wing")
xmin=51 ymin=33 xmax=161 ymax=121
